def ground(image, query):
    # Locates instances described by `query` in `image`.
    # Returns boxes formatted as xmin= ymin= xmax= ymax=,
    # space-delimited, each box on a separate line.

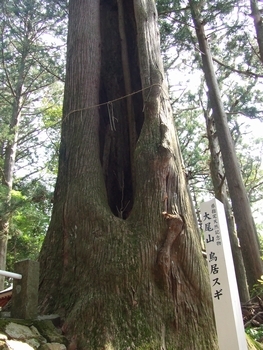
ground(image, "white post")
xmin=200 ymin=198 xmax=247 ymax=350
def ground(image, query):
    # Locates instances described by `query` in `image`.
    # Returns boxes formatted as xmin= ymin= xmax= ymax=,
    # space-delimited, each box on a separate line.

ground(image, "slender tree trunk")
xmin=0 ymin=95 xmax=23 ymax=290
xmin=204 ymin=109 xmax=250 ymax=303
xmin=250 ymin=0 xmax=263 ymax=63
xmin=190 ymin=0 xmax=263 ymax=289
xmin=0 ymin=25 xmax=29 ymax=289
xmin=0 ymin=36 xmax=28 ymax=288
xmin=38 ymin=1 xmax=218 ymax=348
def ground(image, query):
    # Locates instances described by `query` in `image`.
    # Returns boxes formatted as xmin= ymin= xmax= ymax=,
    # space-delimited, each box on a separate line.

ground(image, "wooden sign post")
xmin=200 ymin=198 xmax=247 ymax=350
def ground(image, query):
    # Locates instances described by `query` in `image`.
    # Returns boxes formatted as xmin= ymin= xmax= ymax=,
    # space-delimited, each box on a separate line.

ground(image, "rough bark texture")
xmin=250 ymin=0 xmax=263 ymax=64
xmin=205 ymin=111 xmax=250 ymax=303
xmin=39 ymin=1 xmax=218 ymax=349
xmin=190 ymin=0 xmax=263 ymax=290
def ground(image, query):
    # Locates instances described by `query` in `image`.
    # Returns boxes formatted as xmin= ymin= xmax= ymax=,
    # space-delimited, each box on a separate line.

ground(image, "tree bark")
xmin=190 ymin=0 xmax=263 ymax=289
xmin=250 ymin=0 xmax=263 ymax=64
xmin=39 ymin=1 xmax=218 ymax=348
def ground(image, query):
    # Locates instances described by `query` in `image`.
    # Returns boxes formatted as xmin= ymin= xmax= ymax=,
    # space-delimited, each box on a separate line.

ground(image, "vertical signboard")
xmin=200 ymin=198 xmax=247 ymax=350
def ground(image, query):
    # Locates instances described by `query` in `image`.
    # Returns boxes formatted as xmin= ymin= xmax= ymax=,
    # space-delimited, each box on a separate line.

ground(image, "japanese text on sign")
xmin=200 ymin=199 xmax=247 ymax=350
xmin=203 ymin=203 xmax=223 ymax=300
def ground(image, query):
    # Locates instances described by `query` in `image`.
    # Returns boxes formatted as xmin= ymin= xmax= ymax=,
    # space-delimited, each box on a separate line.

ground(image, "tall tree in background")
xmin=189 ymin=0 xmax=263 ymax=289
xmin=156 ymin=0 xmax=263 ymax=298
xmin=0 ymin=0 xmax=65 ymax=289
xmin=203 ymin=104 xmax=250 ymax=302
xmin=38 ymin=0 xmax=218 ymax=348
xmin=250 ymin=0 xmax=263 ymax=63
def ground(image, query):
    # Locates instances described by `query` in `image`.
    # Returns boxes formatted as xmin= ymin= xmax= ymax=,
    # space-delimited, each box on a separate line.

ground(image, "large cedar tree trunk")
xmin=39 ymin=1 xmax=218 ymax=349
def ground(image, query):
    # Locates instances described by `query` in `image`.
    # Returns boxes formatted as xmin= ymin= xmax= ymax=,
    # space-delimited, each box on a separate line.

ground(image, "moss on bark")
xmin=38 ymin=0 xmax=219 ymax=348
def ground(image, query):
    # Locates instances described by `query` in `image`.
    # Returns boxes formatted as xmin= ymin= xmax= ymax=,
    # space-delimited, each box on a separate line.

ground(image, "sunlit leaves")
xmin=7 ymin=180 xmax=53 ymax=270
xmin=0 ymin=0 xmax=66 ymax=270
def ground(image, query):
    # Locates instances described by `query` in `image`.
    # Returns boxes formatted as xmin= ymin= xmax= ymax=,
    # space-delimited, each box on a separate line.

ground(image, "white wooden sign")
xmin=200 ymin=198 xmax=247 ymax=350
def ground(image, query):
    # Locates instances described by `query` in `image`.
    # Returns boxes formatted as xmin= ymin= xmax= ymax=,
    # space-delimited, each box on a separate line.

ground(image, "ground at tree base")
xmin=0 ymin=292 xmax=262 ymax=349
xmin=0 ymin=315 xmax=260 ymax=349
xmin=0 ymin=316 xmax=68 ymax=349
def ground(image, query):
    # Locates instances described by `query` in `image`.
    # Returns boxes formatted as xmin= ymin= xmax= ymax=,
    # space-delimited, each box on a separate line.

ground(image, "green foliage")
xmin=39 ymin=82 xmax=63 ymax=176
xmin=157 ymin=0 xmax=263 ymax=232
xmin=6 ymin=179 xmax=53 ymax=270
xmin=0 ymin=0 xmax=65 ymax=178
xmin=246 ymin=328 xmax=263 ymax=348
xmin=0 ymin=184 xmax=10 ymax=223
xmin=0 ymin=0 xmax=66 ymax=270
